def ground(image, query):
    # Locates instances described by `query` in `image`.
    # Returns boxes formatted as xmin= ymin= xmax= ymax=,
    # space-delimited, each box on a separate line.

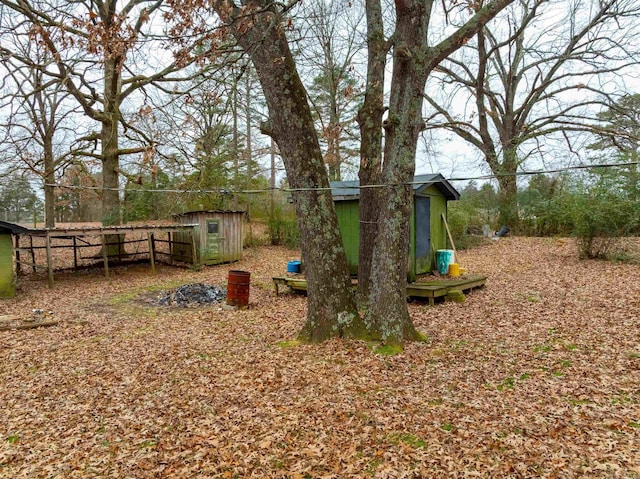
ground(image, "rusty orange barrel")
xmin=226 ymin=270 xmax=251 ymax=308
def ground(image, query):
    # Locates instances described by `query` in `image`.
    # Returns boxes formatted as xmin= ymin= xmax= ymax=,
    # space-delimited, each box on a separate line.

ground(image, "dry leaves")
xmin=1 ymin=237 xmax=639 ymax=477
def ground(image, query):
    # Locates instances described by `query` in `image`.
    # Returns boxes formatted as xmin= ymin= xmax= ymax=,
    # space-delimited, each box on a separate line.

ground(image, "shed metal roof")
xmin=173 ymin=210 xmax=245 ymax=218
xmin=330 ymin=173 xmax=460 ymax=201
xmin=0 ymin=220 xmax=31 ymax=235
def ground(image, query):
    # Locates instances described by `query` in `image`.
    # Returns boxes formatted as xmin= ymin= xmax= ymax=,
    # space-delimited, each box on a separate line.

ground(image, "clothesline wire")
xmin=3 ymin=160 xmax=638 ymax=194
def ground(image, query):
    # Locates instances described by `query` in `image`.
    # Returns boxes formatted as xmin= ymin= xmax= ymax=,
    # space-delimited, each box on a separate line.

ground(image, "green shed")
xmin=330 ymin=173 xmax=460 ymax=281
xmin=0 ymin=221 xmax=29 ymax=298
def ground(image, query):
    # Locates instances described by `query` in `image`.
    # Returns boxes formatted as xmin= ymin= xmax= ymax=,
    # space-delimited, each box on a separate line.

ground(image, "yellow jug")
xmin=448 ymin=263 xmax=460 ymax=277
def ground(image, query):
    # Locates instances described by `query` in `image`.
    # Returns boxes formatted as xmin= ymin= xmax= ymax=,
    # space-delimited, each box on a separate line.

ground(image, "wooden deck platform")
xmin=272 ymin=275 xmax=487 ymax=306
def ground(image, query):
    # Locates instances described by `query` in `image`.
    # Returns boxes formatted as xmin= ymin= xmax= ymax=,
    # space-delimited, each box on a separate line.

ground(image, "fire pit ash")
xmin=151 ymin=283 xmax=227 ymax=307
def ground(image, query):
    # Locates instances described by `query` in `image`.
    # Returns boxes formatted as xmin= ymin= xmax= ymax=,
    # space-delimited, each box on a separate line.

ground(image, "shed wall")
xmin=213 ymin=212 xmax=243 ymax=263
xmin=425 ymin=185 xmax=448 ymax=255
xmin=0 ymin=233 xmax=16 ymax=298
xmin=334 ymin=201 xmax=360 ymax=274
xmin=172 ymin=214 xmax=198 ymax=263
xmin=334 ymin=183 xmax=451 ymax=279
xmin=173 ymin=212 xmax=243 ymax=265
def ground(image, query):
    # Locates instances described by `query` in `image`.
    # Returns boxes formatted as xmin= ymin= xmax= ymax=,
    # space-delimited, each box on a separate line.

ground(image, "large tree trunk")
xmin=496 ymin=146 xmax=519 ymax=229
xmin=232 ymin=74 xmax=239 ymax=210
xmin=43 ymin=136 xmax=55 ymax=228
xmin=364 ymin=3 xmax=427 ymax=344
xmin=357 ymin=0 xmax=386 ymax=304
xmin=326 ymin=91 xmax=341 ymax=181
xmin=497 ymin=175 xmax=518 ymax=229
xmin=218 ymin=3 xmax=365 ymax=341
xmin=102 ymin=57 xmax=121 ymax=227
xmin=101 ymin=131 xmax=121 ymax=227
xmin=101 ymin=56 xmax=126 ymax=256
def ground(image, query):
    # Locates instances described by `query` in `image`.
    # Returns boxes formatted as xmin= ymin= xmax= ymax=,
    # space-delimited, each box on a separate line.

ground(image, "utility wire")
xmin=3 ymin=159 xmax=639 ymax=194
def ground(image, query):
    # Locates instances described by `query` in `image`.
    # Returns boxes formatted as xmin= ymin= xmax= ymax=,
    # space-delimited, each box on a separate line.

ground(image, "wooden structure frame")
xmin=10 ymin=224 xmax=198 ymax=287
xmin=272 ymin=275 xmax=487 ymax=306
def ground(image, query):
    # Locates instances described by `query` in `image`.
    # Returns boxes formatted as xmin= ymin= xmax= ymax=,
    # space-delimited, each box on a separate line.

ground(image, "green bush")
xmin=268 ymin=211 xmax=300 ymax=248
xmin=519 ymin=166 xmax=640 ymax=260
xmin=447 ymin=201 xmax=492 ymax=250
xmin=451 ymin=168 xmax=639 ymax=262
xmin=523 ymin=194 xmax=574 ymax=237
xmin=244 ymin=223 xmax=269 ymax=248
xmin=533 ymin=169 xmax=640 ymax=259
xmin=569 ymin=193 xmax=637 ymax=259
xmin=447 ymin=204 xmax=470 ymax=244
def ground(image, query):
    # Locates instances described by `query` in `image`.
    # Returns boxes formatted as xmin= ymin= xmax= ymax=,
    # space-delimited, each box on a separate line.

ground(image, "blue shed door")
xmin=414 ymin=196 xmax=431 ymax=274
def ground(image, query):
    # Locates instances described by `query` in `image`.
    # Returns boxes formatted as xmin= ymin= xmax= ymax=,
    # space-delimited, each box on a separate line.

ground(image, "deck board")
xmin=273 ymin=275 xmax=487 ymax=305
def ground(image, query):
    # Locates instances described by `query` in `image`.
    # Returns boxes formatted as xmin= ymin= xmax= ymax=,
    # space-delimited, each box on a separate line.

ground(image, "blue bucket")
xmin=436 ymin=250 xmax=454 ymax=275
xmin=287 ymin=260 xmax=301 ymax=273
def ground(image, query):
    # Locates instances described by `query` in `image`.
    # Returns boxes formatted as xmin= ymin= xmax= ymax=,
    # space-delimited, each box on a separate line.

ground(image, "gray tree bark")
xmin=357 ymin=0 xmax=386 ymax=304
xmin=213 ymin=1 xmax=366 ymax=341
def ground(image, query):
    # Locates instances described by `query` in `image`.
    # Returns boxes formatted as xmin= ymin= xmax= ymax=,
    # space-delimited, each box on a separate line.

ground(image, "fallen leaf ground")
xmin=1 ymin=237 xmax=638 ymax=478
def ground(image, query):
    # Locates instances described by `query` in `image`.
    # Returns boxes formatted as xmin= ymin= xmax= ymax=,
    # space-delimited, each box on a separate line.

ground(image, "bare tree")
xmin=184 ymin=0 xmax=365 ymax=341
xmin=143 ymin=59 xmax=267 ymax=212
xmin=589 ymin=93 xmax=640 ymax=199
xmin=0 ymin=39 xmax=88 ymax=227
xmin=297 ymin=0 xmax=365 ymax=181
xmin=0 ymin=0 xmax=215 ymax=234
xmin=357 ymin=0 xmax=514 ymax=343
xmin=154 ymin=70 xmax=236 ymax=194
xmin=424 ymin=0 xmax=640 ymax=227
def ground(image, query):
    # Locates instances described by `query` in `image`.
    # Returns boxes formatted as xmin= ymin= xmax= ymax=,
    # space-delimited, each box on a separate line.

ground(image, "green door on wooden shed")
xmin=204 ymin=220 xmax=221 ymax=264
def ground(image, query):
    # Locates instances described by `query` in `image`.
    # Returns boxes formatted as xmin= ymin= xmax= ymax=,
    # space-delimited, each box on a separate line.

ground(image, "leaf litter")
xmin=0 ymin=238 xmax=639 ymax=477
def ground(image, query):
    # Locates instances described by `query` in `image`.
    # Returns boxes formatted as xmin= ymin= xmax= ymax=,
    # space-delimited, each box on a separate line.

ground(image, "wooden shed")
xmin=330 ymin=173 xmax=460 ymax=281
xmin=0 ymin=221 xmax=29 ymax=298
xmin=172 ymin=210 xmax=244 ymax=266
